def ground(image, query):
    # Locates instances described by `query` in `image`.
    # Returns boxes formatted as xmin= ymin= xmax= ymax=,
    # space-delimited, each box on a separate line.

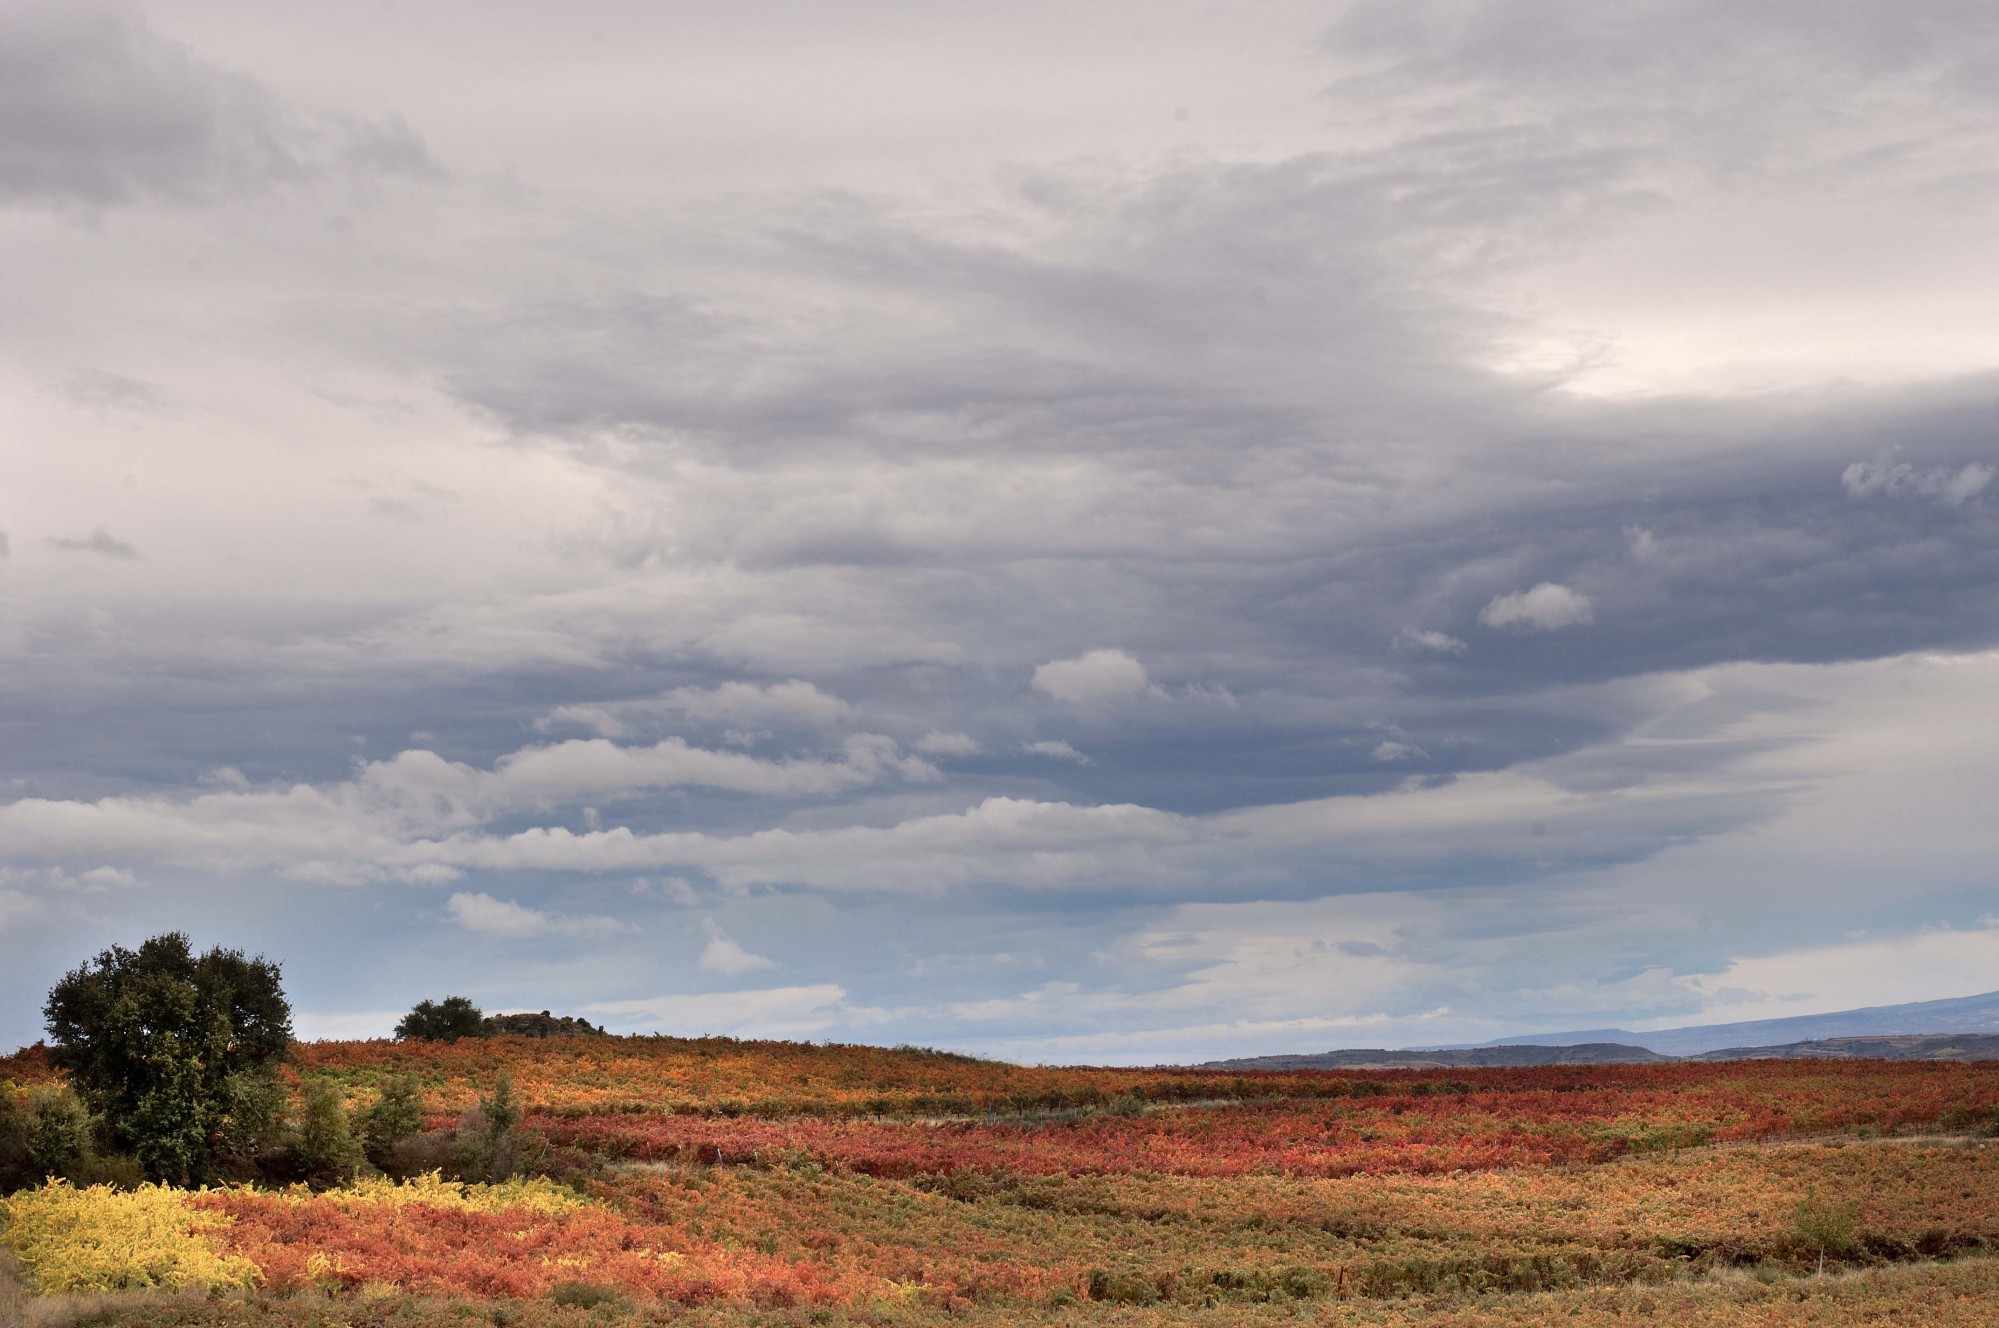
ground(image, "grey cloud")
xmin=48 ymin=526 xmax=137 ymax=558
xmin=6 ymin=2 xmax=1999 ymax=1054
xmin=1327 ymin=0 xmax=1999 ymax=189
xmin=400 ymin=131 xmax=1999 ymax=734
xmin=0 ymin=1 xmax=438 ymax=209
xmin=53 ymin=368 xmax=169 ymax=413
xmin=1843 ymin=456 xmax=1994 ymax=507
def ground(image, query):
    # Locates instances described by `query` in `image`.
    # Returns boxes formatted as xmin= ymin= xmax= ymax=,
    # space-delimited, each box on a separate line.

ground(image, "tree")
xmin=24 ymin=1087 xmax=93 ymax=1180
xmin=43 ymin=932 xmax=291 ymax=1184
xmin=360 ymin=1072 xmax=426 ymax=1172
xmin=213 ymin=1067 xmax=290 ymax=1178
xmin=294 ymin=1078 xmax=364 ymax=1188
xmin=450 ymin=1074 xmax=522 ymax=1182
xmin=395 ymin=996 xmax=486 ymax=1043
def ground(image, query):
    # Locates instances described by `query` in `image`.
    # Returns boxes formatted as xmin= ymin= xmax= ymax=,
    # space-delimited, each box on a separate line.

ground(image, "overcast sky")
xmin=3 ymin=0 xmax=1998 ymax=1061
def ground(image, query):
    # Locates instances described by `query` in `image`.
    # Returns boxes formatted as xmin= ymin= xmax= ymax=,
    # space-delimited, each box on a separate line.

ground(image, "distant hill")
xmin=1454 ymin=989 xmax=1999 ymax=1058
xmin=1691 ymin=1033 xmax=1999 ymax=1062
xmin=1198 ymin=990 xmax=1999 ymax=1070
xmin=1200 ymin=1042 xmax=1671 ymax=1071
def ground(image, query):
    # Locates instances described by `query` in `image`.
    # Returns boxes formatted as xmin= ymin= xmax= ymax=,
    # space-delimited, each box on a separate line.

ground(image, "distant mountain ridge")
xmin=1687 ymin=1033 xmax=1999 ymax=1063
xmin=1199 ymin=990 xmax=1999 ymax=1070
xmin=1457 ymin=989 xmax=1999 ymax=1058
xmin=1200 ymin=1043 xmax=1669 ymax=1071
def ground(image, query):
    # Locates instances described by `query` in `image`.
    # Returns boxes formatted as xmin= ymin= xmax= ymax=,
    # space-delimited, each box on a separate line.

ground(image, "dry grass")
xmin=4 ymin=1258 xmax=1998 ymax=1327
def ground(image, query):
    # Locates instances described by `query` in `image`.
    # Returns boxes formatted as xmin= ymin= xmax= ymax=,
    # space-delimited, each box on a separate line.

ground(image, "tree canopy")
xmin=395 ymin=996 xmax=487 ymax=1043
xmin=43 ymin=932 xmax=291 ymax=1183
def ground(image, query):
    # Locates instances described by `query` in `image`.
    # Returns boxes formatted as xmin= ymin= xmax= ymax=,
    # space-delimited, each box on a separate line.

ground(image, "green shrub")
xmin=450 ymin=1074 xmax=522 ymax=1182
xmin=212 ymin=1068 xmax=288 ymax=1178
xmin=26 ymin=1086 xmax=93 ymax=1180
xmin=362 ymin=1072 xmax=427 ymax=1173
xmin=294 ymin=1078 xmax=364 ymax=1187
xmin=548 ymin=1280 xmax=628 ymax=1310
xmin=1791 ymin=1185 xmax=1859 ymax=1264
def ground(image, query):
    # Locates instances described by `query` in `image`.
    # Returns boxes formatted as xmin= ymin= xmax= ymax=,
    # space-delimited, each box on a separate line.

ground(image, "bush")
xmin=212 ymin=1068 xmax=288 ymax=1179
xmin=386 ymin=1129 xmax=455 ymax=1180
xmin=362 ymin=1072 xmax=427 ymax=1173
xmin=0 ymin=1180 xmax=260 ymax=1292
xmin=294 ymin=1078 xmax=364 ymax=1188
xmin=25 ymin=1087 xmax=93 ymax=1181
xmin=450 ymin=1075 xmax=523 ymax=1182
xmin=1792 ymin=1185 xmax=1859 ymax=1266
xmin=549 ymin=1280 xmax=629 ymax=1310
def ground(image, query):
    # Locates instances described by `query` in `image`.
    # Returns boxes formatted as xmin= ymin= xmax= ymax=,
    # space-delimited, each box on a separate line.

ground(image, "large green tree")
xmin=43 ymin=933 xmax=292 ymax=1183
xmin=394 ymin=996 xmax=486 ymax=1043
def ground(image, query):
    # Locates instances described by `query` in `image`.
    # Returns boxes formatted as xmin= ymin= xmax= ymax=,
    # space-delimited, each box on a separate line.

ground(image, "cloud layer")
xmin=2 ymin=1 xmax=1997 ymax=1058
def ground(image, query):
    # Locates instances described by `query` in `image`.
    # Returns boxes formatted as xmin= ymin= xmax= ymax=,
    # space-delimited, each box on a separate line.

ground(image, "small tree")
xmin=395 ymin=997 xmax=486 ymax=1044
xmin=213 ymin=1068 xmax=290 ymax=1177
xmin=1792 ymin=1185 xmax=1859 ymax=1276
xmin=43 ymin=933 xmax=291 ymax=1184
xmin=25 ymin=1086 xmax=93 ymax=1181
xmin=361 ymin=1072 xmax=427 ymax=1172
xmin=295 ymin=1078 xmax=364 ymax=1188
xmin=450 ymin=1074 xmax=521 ymax=1182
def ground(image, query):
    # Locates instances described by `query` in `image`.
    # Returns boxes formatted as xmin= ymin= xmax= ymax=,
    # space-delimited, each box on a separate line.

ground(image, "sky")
xmin=3 ymin=0 xmax=1998 ymax=1062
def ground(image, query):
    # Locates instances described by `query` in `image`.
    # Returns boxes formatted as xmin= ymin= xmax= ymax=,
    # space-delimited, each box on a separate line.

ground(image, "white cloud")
xmin=0 ymin=731 xmax=941 ymax=882
xmin=1478 ymin=583 xmax=1594 ymax=632
xmin=446 ymin=890 xmax=623 ymax=938
xmin=1394 ymin=628 xmax=1469 ymax=655
xmin=1021 ymin=739 xmax=1091 ymax=764
xmin=699 ymin=920 xmax=776 ymax=975
xmin=1842 ymin=458 xmax=1994 ymax=507
xmin=1371 ymin=741 xmax=1425 ymax=762
xmin=1032 ymin=649 xmax=1154 ymax=704
xmin=533 ymin=705 xmax=628 ymax=738
xmin=913 ymin=730 xmax=981 ymax=757
xmin=407 ymin=731 xmax=936 ymax=812
xmin=1 ymin=864 xmax=137 ymax=892
xmin=539 ymin=681 xmax=852 ymax=739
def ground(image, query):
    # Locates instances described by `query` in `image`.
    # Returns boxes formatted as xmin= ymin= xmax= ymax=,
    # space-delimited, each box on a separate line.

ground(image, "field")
xmin=6 ymin=1037 xmax=1999 ymax=1326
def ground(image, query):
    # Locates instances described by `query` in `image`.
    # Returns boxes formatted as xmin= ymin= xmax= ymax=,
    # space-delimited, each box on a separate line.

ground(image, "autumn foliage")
xmin=7 ymin=1038 xmax=1999 ymax=1325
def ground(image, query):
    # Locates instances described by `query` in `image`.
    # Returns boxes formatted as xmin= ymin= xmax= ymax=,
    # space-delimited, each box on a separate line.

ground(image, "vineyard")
xmin=6 ymin=1038 xmax=1999 ymax=1326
